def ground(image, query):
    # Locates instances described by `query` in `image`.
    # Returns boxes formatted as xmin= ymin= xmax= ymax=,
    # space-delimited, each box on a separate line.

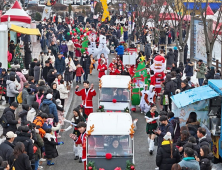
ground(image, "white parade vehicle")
xmin=86 ymin=112 xmax=135 ymax=169
xmin=99 ymin=75 xmax=131 ymax=113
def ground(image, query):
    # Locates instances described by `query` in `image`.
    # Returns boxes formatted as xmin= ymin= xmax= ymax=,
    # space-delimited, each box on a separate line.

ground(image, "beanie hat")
xmin=163 ymin=132 xmax=172 ymax=140
xmin=173 ymin=46 xmax=178 ymax=50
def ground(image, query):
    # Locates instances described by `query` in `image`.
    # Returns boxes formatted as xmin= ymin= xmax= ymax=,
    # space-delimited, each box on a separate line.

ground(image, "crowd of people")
xmin=0 ymin=10 xmax=220 ymax=170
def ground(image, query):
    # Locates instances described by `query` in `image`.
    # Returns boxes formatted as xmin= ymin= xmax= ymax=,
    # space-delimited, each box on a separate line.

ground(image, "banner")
xmin=91 ymin=1 xmax=94 ymax=13
xmin=119 ymin=4 xmax=122 ymax=15
xmin=42 ymin=6 xmax=52 ymax=20
xmin=128 ymin=12 xmax=132 ymax=34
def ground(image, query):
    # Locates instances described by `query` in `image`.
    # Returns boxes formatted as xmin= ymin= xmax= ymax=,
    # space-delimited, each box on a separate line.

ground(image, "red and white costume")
xmin=75 ymin=88 xmax=96 ymax=115
xmin=150 ymin=55 xmax=166 ymax=94
xmin=97 ymin=64 xmax=107 ymax=78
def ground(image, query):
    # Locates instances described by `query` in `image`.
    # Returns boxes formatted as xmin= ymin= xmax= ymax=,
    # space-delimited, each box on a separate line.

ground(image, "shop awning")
xmin=171 ymin=85 xmax=219 ymax=108
xmin=10 ymin=24 xmax=41 ymax=36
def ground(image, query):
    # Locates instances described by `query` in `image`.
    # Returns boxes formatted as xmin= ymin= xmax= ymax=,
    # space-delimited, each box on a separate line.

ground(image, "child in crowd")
xmin=75 ymin=63 xmax=84 ymax=84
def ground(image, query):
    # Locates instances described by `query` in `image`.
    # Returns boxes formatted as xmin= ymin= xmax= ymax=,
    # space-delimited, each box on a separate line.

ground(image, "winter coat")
xmin=52 ymin=89 xmax=60 ymax=100
xmin=183 ymin=142 xmax=200 ymax=157
xmin=76 ymin=66 xmax=84 ymax=77
xmin=0 ymin=140 xmax=14 ymax=162
xmin=205 ymin=70 xmax=214 ymax=80
xmin=16 ymin=72 xmax=27 ymax=92
xmin=199 ymin=135 xmax=212 ymax=148
xmin=27 ymin=94 xmax=35 ymax=107
xmin=6 ymin=80 xmax=19 ymax=97
xmin=47 ymin=74 xmax=56 ymax=87
xmin=164 ymin=79 xmax=177 ymax=96
xmin=9 ymin=153 xmax=32 ymax=170
xmin=34 ymin=66 xmax=41 ymax=82
xmin=57 ymin=84 xmax=69 ymax=99
xmin=179 ymin=157 xmax=200 ymax=170
xmin=156 ymin=141 xmax=180 ymax=170
xmin=186 ymin=121 xmax=200 ymax=139
xmin=199 ymin=153 xmax=213 ymax=170
xmin=29 ymin=62 xmax=36 ymax=76
xmin=40 ymin=99 xmax=58 ymax=123
xmin=43 ymin=65 xmax=54 ymax=82
xmin=13 ymin=132 xmax=33 ymax=160
xmin=27 ymin=108 xmax=37 ymax=123
xmin=169 ymin=117 xmax=180 ymax=143
xmin=67 ymin=41 xmax=75 ymax=52
xmin=165 ymin=51 xmax=175 ymax=68
xmin=0 ymin=72 xmax=8 ymax=87
xmin=174 ymin=50 xmax=178 ymax=63
xmin=181 ymin=84 xmax=191 ymax=92
xmin=145 ymin=43 xmax=152 ymax=57
xmin=28 ymin=81 xmax=38 ymax=93
xmin=115 ymin=45 xmax=124 ymax=55
xmin=196 ymin=63 xmax=206 ymax=79
xmin=157 ymin=123 xmax=174 ymax=147
xmin=176 ymin=136 xmax=189 ymax=148
xmin=176 ymin=73 xmax=182 ymax=90
xmin=43 ymin=133 xmax=59 ymax=159
xmin=60 ymin=44 xmax=68 ymax=53
xmin=124 ymin=31 xmax=128 ymax=42
xmin=22 ymin=88 xmax=29 ymax=104
xmin=55 ymin=58 xmax=66 ymax=73
xmin=80 ymin=55 xmax=91 ymax=74
xmin=48 ymin=44 xmax=59 ymax=57
xmin=214 ymin=73 xmax=221 ymax=79
xmin=2 ymin=107 xmax=18 ymax=135
xmin=34 ymin=133 xmax=44 ymax=161
xmin=18 ymin=110 xmax=28 ymax=126
xmin=9 ymin=71 xmax=20 ymax=83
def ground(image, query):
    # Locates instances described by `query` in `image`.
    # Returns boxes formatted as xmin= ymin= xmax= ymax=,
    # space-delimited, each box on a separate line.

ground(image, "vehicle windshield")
xmin=100 ymin=88 xmax=130 ymax=102
xmin=87 ymin=135 xmax=133 ymax=157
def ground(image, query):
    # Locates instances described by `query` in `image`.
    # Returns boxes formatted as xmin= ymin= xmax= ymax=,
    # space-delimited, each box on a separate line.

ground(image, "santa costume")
xmin=144 ymin=85 xmax=156 ymax=113
xmin=97 ymin=61 xmax=107 ymax=78
xmin=75 ymin=88 xmax=96 ymax=115
xmin=150 ymin=55 xmax=166 ymax=95
xmin=140 ymin=85 xmax=148 ymax=114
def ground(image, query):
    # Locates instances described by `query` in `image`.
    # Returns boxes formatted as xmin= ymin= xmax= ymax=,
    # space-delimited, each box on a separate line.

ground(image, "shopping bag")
xmin=163 ymin=95 xmax=169 ymax=105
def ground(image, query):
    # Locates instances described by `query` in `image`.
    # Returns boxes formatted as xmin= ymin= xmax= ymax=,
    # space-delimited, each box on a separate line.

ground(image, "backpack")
xmin=40 ymin=103 xmax=50 ymax=114
xmin=36 ymin=94 xmax=44 ymax=105
xmin=17 ymin=92 xmax=22 ymax=104
xmin=0 ymin=114 xmax=8 ymax=128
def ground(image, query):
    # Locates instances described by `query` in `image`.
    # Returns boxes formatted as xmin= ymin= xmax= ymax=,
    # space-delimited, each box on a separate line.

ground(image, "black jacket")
xmin=80 ymin=55 xmax=91 ymax=74
xmin=29 ymin=62 xmax=36 ymax=76
xmin=28 ymin=81 xmax=38 ymax=93
xmin=200 ymin=153 xmax=213 ymax=170
xmin=183 ymin=142 xmax=200 ymax=157
xmin=42 ymin=65 xmax=54 ymax=82
xmin=156 ymin=143 xmax=180 ymax=170
xmin=47 ymin=74 xmax=56 ymax=87
xmin=164 ymin=80 xmax=177 ymax=96
xmin=181 ymin=85 xmax=191 ymax=92
xmin=52 ymin=89 xmax=60 ymax=100
xmin=13 ymin=132 xmax=33 ymax=160
xmin=0 ymin=72 xmax=8 ymax=87
xmin=3 ymin=107 xmax=18 ymax=136
xmin=199 ymin=136 xmax=212 ymax=148
xmin=205 ymin=70 xmax=214 ymax=80
xmin=169 ymin=117 xmax=180 ymax=143
xmin=9 ymin=153 xmax=32 ymax=170
xmin=176 ymin=136 xmax=189 ymax=147
xmin=176 ymin=73 xmax=182 ymax=90
xmin=43 ymin=135 xmax=59 ymax=159
xmin=0 ymin=140 xmax=14 ymax=162
xmin=158 ymin=123 xmax=174 ymax=147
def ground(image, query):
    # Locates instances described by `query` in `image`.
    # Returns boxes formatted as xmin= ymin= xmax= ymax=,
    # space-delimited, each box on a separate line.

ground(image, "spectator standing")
xmin=115 ymin=43 xmax=124 ymax=61
xmin=80 ymin=52 xmax=91 ymax=81
xmin=6 ymin=76 xmax=19 ymax=105
xmin=165 ymin=49 xmax=175 ymax=70
xmin=195 ymin=60 xmax=206 ymax=86
xmin=43 ymin=60 xmax=54 ymax=83
xmin=55 ymin=54 xmax=65 ymax=75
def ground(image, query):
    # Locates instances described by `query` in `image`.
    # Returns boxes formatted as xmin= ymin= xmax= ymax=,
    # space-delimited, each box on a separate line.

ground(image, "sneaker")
xmin=38 ymin=166 xmax=43 ymax=169
xmin=74 ymin=156 xmax=79 ymax=160
xmin=39 ymin=158 xmax=46 ymax=162
xmin=79 ymin=157 xmax=82 ymax=163
xmin=149 ymin=150 xmax=153 ymax=155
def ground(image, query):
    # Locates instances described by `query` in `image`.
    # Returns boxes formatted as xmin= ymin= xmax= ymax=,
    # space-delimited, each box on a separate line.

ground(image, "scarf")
xmin=183 ymin=157 xmax=195 ymax=161
xmin=151 ymin=112 xmax=155 ymax=118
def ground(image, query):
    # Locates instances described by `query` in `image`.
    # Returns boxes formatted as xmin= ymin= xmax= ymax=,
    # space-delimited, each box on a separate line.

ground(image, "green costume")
xmin=146 ymin=111 xmax=158 ymax=134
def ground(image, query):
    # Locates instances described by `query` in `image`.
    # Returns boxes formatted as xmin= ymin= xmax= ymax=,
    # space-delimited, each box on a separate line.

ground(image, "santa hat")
xmin=153 ymin=55 xmax=165 ymax=64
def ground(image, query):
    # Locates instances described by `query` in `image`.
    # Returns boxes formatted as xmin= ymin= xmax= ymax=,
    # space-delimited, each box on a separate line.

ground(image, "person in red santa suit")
xmin=108 ymin=58 xmax=116 ymax=74
xmin=97 ymin=59 xmax=107 ymax=79
xmin=109 ymin=63 xmax=120 ymax=75
xmin=150 ymin=55 xmax=166 ymax=95
xmin=69 ymin=122 xmax=95 ymax=170
xmin=75 ymin=81 xmax=96 ymax=115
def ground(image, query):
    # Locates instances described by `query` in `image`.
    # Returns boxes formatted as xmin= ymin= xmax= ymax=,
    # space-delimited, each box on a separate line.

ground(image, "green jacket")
xmin=34 ymin=133 xmax=44 ymax=161
xmin=196 ymin=63 xmax=206 ymax=79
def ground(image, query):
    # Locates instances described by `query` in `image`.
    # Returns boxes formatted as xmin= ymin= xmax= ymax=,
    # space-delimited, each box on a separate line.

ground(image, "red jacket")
xmin=97 ymin=64 xmax=107 ymax=78
xmin=76 ymin=67 xmax=84 ymax=77
xmin=76 ymin=132 xmax=87 ymax=161
xmin=109 ymin=68 xmax=120 ymax=75
xmin=75 ymin=88 xmax=96 ymax=108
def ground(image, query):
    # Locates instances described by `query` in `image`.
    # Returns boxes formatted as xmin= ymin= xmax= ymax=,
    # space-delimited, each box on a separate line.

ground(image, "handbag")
xmin=163 ymin=95 xmax=169 ymax=105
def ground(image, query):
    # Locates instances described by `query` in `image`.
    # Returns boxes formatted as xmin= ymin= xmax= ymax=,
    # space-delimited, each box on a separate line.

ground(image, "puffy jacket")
xmin=34 ymin=133 xmax=44 ymax=161
xmin=43 ymin=133 xmax=59 ymax=159
xmin=200 ymin=153 xmax=213 ymax=170
xmin=2 ymin=107 xmax=18 ymax=135
xmin=57 ymin=84 xmax=69 ymax=99
xmin=183 ymin=142 xmax=200 ymax=157
xmin=22 ymin=88 xmax=29 ymax=104
xmin=164 ymin=79 xmax=177 ymax=96
xmin=16 ymin=72 xmax=27 ymax=92
xmin=184 ymin=62 xmax=194 ymax=77
xmin=196 ymin=63 xmax=206 ymax=79
xmin=199 ymin=135 xmax=212 ymax=148
xmin=176 ymin=136 xmax=189 ymax=148
xmin=33 ymin=116 xmax=46 ymax=138
xmin=55 ymin=58 xmax=65 ymax=73
xmin=60 ymin=44 xmax=68 ymax=53
xmin=158 ymin=123 xmax=174 ymax=147
xmin=115 ymin=45 xmax=124 ymax=55
xmin=169 ymin=117 xmax=180 ymax=143
xmin=9 ymin=153 xmax=32 ymax=170
xmin=0 ymin=140 xmax=14 ymax=162
xmin=156 ymin=141 xmax=180 ymax=170
xmin=178 ymin=157 xmax=200 ymax=170
xmin=13 ymin=132 xmax=33 ymax=160
xmin=6 ymin=80 xmax=19 ymax=97
xmin=40 ymin=99 xmax=58 ymax=123
xmin=186 ymin=121 xmax=200 ymax=139
xmin=165 ymin=51 xmax=175 ymax=68
xmin=205 ymin=70 xmax=214 ymax=80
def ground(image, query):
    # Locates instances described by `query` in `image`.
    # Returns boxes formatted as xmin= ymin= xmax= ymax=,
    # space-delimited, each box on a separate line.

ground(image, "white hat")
xmin=163 ymin=132 xmax=172 ymax=141
xmin=46 ymin=94 xmax=53 ymax=100
xmin=22 ymin=69 xmax=28 ymax=75
xmin=56 ymin=99 xmax=61 ymax=105
xmin=6 ymin=131 xmax=17 ymax=138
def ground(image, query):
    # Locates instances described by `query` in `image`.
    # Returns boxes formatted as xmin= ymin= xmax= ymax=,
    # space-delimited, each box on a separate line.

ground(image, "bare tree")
xmin=167 ymin=0 xmax=194 ymax=63
xmin=197 ymin=0 xmax=222 ymax=66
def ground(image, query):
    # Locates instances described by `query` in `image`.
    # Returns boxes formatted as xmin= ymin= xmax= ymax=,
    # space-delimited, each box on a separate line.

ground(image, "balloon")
xmin=86 ymin=32 xmax=90 ymax=36
xmin=74 ymin=32 xmax=77 ymax=36
xmin=75 ymin=39 xmax=78 ymax=42
xmin=80 ymin=28 xmax=83 ymax=32
xmin=67 ymin=32 xmax=70 ymax=36
xmin=77 ymin=29 xmax=80 ymax=33
xmin=72 ymin=31 xmax=74 ymax=33
xmin=81 ymin=48 xmax=85 ymax=53
xmin=77 ymin=36 xmax=80 ymax=40
xmin=86 ymin=28 xmax=89 ymax=31
xmin=70 ymin=32 xmax=72 ymax=35
xmin=85 ymin=48 xmax=88 ymax=51
xmin=73 ymin=29 xmax=76 ymax=31
xmin=83 ymin=30 xmax=86 ymax=33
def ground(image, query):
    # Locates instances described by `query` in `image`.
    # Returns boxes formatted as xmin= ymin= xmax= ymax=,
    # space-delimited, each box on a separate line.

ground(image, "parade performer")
xmin=75 ymin=81 xmax=96 ymax=115
xmin=145 ymin=104 xmax=158 ymax=155
xmin=140 ymin=85 xmax=148 ymax=114
xmin=144 ymin=85 xmax=156 ymax=113
xmin=97 ymin=59 xmax=107 ymax=79
xmin=150 ymin=55 xmax=166 ymax=94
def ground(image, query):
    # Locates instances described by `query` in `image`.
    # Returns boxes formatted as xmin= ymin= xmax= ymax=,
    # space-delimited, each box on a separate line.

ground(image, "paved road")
xmin=42 ymin=54 xmax=157 ymax=170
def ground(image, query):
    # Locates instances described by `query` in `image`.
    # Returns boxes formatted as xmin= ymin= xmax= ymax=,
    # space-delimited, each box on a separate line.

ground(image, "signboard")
xmin=127 ymin=48 xmax=137 ymax=54
xmin=128 ymin=12 xmax=132 ymax=34
xmin=123 ymin=54 xmax=137 ymax=65
xmin=42 ymin=6 xmax=52 ymax=20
